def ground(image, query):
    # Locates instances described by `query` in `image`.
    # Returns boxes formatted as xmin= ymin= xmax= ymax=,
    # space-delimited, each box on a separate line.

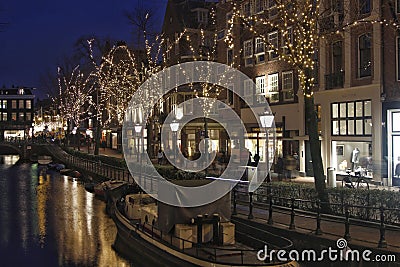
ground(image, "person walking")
xmin=157 ymin=149 xmax=164 ymax=165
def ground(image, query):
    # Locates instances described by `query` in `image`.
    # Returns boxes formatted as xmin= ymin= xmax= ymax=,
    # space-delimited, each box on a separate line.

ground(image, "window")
xmin=227 ymin=84 xmax=234 ymax=105
xmin=255 ymin=37 xmax=265 ymax=54
xmin=359 ymin=33 xmax=372 ymax=77
xmin=267 ymin=0 xmax=278 ymax=17
xmin=282 ymin=27 xmax=293 ymax=53
xmin=19 ymin=100 xmax=24 ymax=109
xmin=332 ymin=41 xmax=343 ymax=73
xmin=11 ymin=112 xmax=16 ymax=121
xmin=19 ymin=112 xmax=24 ymax=121
xmin=243 ymin=79 xmax=253 ymax=105
xmin=359 ymin=0 xmax=371 ymax=15
xmin=1 ymin=100 xmax=6 ymax=109
xmin=255 ymin=0 xmax=264 ymax=13
xmin=227 ymin=49 xmax=233 ymax=65
xmin=255 ymin=37 xmax=265 ymax=64
xmin=12 ymin=100 xmax=17 ymax=109
xmin=26 ymin=100 xmax=32 ymax=109
xmin=397 ymin=0 xmax=400 ymax=13
xmin=255 ymin=76 xmax=267 ymax=103
xmin=282 ymin=71 xmax=294 ymax=101
xmin=332 ymin=100 xmax=372 ymax=136
xmin=2 ymin=112 xmax=7 ymax=121
xmin=244 ymin=39 xmax=253 ymax=66
xmin=17 ymin=88 xmax=24 ymax=95
xmin=268 ymin=31 xmax=279 ymax=60
xmin=26 ymin=113 xmax=31 ymax=121
xmin=217 ymin=30 xmax=225 ymax=40
xmin=197 ymin=10 xmax=208 ymax=24
xmin=242 ymin=1 xmax=251 ymax=16
xmin=267 ymin=73 xmax=279 ymax=103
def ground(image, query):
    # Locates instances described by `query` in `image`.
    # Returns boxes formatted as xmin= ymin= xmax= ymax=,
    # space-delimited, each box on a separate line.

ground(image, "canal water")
xmin=0 ymin=155 xmax=133 ymax=267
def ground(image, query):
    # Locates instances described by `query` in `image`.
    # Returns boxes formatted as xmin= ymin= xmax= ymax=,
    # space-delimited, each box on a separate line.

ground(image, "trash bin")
xmin=327 ymin=167 xmax=336 ymax=188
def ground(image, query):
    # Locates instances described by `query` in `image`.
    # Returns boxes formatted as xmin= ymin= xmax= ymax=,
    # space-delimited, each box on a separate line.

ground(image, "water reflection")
xmin=0 ymin=156 xmax=132 ymax=266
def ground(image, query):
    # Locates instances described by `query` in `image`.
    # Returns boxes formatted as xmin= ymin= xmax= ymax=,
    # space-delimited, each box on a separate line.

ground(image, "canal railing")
xmin=232 ymin=185 xmax=400 ymax=249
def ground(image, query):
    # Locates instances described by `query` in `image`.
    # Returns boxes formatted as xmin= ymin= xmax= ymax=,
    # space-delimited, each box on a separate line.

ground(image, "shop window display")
xmin=333 ymin=141 xmax=373 ymax=178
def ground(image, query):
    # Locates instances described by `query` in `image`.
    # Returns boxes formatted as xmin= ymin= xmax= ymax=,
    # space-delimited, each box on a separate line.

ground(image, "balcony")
xmin=325 ymin=72 xmax=344 ymax=90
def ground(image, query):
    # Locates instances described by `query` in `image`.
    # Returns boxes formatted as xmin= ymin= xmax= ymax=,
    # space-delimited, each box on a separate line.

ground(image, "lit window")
xmin=12 ymin=100 xmax=17 ymax=109
xmin=267 ymin=73 xmax=279 ymax=103
xmin=19 ymin=100 xmax=24 ymax=109
xmin=255 ymin=76 xmax=266 ymax=103
xmin=26 ymin=100 xmax=32 ymax=109
xmin=11 ymin=112 xmax=16 ymax=121
xmin=2 ymin=113 xmax=7 ymax=121
xmin=268 ymin=31 xmax=279 ymax=60
xmin=282 ymin=71 xmax=294 ymax=101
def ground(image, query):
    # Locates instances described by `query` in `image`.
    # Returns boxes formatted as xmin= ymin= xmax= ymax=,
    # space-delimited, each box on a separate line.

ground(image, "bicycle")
xmin=341 ymin=169 xmax=370 ymax=190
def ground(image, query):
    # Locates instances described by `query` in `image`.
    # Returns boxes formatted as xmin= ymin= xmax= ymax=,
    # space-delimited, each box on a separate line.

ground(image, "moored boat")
xmin=111 ymin=192 xmax=298 ymax=267
xmin=38 ymin=155 xmax=52 ymax=165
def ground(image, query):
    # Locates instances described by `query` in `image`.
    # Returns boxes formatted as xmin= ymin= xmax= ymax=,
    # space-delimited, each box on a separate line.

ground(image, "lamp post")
xmin=135 ymin=124 xmax=143 ymax=184
xmin=72 ymin=127 xmax=77 ymax=150
xmin=86 ymin=129 xmax=91 ymax=154
xmin=170 ymin=121 xmax=179 ymax=163
xmin=260 ymin=112 xmax=275 ymax=182
xmin=63 ymin=126 xmax=67 ymax=146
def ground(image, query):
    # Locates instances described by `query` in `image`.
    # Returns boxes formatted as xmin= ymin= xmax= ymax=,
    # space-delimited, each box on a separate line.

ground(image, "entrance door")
xmin=388 ymin=109 xmax=400 ymax=186
xmin=305 ymin=141 xmax=314 ymax=177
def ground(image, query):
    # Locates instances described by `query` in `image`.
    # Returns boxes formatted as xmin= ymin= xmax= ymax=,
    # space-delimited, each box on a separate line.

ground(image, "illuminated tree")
xmin=227 ymin=0 xmax=400 ymax=204
xmin=56 ymin=65 xmax=95 ymax=149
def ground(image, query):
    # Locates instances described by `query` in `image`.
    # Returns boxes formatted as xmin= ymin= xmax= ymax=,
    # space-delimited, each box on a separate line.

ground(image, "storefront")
xmin=386 ymin=108 xmax=400 ymax=186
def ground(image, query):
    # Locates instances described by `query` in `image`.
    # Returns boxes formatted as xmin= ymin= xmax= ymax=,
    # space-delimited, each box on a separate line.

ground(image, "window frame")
xmin=358 ymin=33 xmax=372 ymax=78
xmin=243 ymin=39 xmax=254 ymax=66
xmin=331 ymin=99 xmax=372 ymax=136
xmin=267 ymin=73 xmax=279 ymax=103
xmin=282 ymin=71 xmax=294 ymax=101
xmin=359 ymin=0 xmax=371 ymax=15
xmin=268 ymin=31 xmax=279 ymax=60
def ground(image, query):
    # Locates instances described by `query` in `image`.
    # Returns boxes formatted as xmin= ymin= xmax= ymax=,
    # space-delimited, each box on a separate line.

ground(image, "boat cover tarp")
xmin=157 ymin=180 xmax=232 ymax=233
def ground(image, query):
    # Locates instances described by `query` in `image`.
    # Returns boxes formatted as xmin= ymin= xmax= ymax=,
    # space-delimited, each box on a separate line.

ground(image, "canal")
xmin=0 ymin=155 xmax=133 ymax=266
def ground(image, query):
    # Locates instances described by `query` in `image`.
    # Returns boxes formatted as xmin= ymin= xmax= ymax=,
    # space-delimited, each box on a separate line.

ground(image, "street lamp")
xmin=72 ymin=127 xmax=78 ymax=150
xmin=170 ymin=121 xmax=179 ymax=162
xmin=86 ymin=129 xmax=91 ymax=154
xmin=260 ymin=112 xmax=275 ymax=183
xmin=63 ymin=126 xmax=67 ymax=146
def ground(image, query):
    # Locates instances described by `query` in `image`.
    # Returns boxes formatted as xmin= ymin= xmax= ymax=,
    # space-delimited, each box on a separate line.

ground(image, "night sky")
xmin=0 ymin=0 xmax=167 ymax=99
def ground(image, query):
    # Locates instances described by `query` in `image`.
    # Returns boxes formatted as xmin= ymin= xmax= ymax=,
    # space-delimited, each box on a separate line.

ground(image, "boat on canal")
xmin=110 ymin=190 xmax=298 ymax=267
xmin=38 ymin=155 xmax=52 ymax=165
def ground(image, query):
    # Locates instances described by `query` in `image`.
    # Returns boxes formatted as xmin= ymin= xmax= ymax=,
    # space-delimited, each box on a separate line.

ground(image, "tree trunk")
xmin=304 ymin=94 xmax=330 ymax=210
xmin=94 ymin=119 xmax=101 ymax=156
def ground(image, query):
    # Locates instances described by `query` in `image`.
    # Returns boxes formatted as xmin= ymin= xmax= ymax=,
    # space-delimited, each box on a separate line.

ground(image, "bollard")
xmin=315 ymin=200 xmax=323 ymax=235
xmin=248 ymin=192 xmax=254 ymax=219
xmin=289 ymin=198 xmax=296 ymax=230
xmin=267 ymin=194 xmax=273 ymax=225
xmin=232 ymin=187 xmax=237 ymax=215
xmin=344 ymin=204 xmax=351 ymax=241
xmin=378 ymin=206 xmax=387 ymax=248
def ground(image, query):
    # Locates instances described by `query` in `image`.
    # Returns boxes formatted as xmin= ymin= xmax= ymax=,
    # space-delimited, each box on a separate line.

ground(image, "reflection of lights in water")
xmin=2 ymin=155 xmax=20 ymax=165
xmin=85 ymin=192 xmax=93 ymax=236
xmin=37 ymin=174 xmax=50 ymax=247
xmin=18 ymin=176 xmax=28 ymax=250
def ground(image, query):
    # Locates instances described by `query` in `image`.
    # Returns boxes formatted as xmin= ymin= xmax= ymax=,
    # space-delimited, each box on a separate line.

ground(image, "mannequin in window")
xmin=351 ymin=148 xmax=360 ymax=171
xmin=395 ymin=156 xmax=400 ymax=178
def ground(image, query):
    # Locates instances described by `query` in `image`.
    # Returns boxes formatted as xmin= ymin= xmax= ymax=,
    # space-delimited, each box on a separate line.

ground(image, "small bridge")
xmin=0 ymin=141 xmax=24 ymax=156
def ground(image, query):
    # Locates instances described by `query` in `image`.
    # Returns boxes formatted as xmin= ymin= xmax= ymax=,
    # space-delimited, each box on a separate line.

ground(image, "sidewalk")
xmin=235 ymin=204 xmax=400 ymax=254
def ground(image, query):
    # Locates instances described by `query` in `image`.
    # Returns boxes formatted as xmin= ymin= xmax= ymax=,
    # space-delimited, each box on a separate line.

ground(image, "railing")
xmin=115 ymin=203 xmax=290 ymax=266
xmin=232 ymin=185 xmax=400 ymax=249
xmin=325 ymin=72 xmax=344 ymax=89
